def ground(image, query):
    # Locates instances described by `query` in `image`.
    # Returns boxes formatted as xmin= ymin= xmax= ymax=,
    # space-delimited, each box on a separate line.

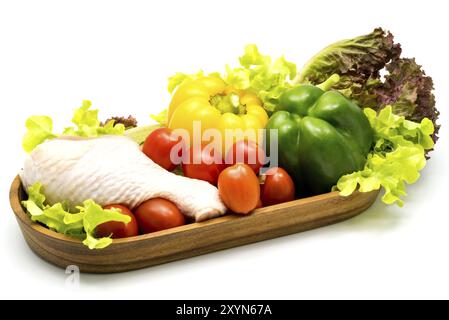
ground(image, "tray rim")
xmin=10 ymin=175 xmax=379 ymax=247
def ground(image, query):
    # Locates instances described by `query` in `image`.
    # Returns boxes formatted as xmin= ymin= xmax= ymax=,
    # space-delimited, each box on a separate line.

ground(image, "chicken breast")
xmin=20 ymin=135 xmax=227 ymax=221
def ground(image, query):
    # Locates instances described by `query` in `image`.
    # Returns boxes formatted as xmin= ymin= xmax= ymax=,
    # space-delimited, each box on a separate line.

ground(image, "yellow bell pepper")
xmin=168 ymin=76 xmax=268 ymax=153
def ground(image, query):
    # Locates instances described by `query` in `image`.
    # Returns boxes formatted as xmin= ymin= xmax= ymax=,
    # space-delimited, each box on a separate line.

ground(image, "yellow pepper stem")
xmin=210 ymin=93 xmax=245 ymax=115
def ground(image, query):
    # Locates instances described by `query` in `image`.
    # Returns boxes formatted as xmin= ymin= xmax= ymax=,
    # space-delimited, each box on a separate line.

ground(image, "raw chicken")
xmin=20 ymin=135 xmax=227 ymax=222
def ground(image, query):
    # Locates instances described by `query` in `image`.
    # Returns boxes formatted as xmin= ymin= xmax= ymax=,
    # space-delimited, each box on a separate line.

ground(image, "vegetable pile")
xmin=20 ymin=28 xmax=439 ymax=249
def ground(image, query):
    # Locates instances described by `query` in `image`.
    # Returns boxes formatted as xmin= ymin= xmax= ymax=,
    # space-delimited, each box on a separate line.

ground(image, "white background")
xmin=1 ymin=0 xmax=448 ymax=299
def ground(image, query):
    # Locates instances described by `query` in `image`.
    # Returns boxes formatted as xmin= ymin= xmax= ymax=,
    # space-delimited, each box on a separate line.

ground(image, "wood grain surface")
xmin=9 ymin=175 xmax=379 ymax=273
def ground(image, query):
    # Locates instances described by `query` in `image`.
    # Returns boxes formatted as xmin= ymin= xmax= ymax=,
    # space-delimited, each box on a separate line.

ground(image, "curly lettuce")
xmin=296 ymin=28 xmax=439 ymax=145
xmin=226 ymin=44 xmax=297 ymax=112
xmin=373 ymin=58 xmax=439 ymax=144
xmin=336 ymin=106 xmax=434 ymax=206
xmin=22 ymin=100 xmax=125 ymax=152
xmin=150 ymin=109 xmax=168 ymax=126
xmin=167 ymin=45 xmax=297 ymax=113
xmin=297 ymin=28 xmax=401 ymax=86
xmin=22 ymin=182 xmax=131 ymax=249
xmin=22 ymin=116 xmax=58 ymax=153
xmin=102 ymin=115 xmax=138 ymax=129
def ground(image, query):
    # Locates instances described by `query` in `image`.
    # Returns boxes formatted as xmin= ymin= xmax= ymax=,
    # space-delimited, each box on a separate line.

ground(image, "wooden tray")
xmin=9 ymin=175 xmax=379 ymax=273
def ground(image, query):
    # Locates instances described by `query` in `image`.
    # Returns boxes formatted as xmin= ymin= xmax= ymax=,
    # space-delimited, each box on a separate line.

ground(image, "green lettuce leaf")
xmin=124 ymin=124 xmax=160 ymax=145
xmin=80 ymin=200 xmax=131 ymax=249
xmin=168 ymin=70 xmax=205 ymax=94
xmin=226 ymin=44 xmax=297 ymax=112
xmin=337 ymin=146 xmax=426 ymax=206
xmin=63 ymin=100 xmax=125 ymax=137
xmin=225 ymin=65 xmax=251 ymax=90
xmin=150 ymin=109 xmax=168 ymax=126
xmin=22 ymin=182 xmax=131 ymax=249
xmin=167 ymin=70 xmax=223 ymax=94
xmin=23 ymin=182 xmax=46 ymax=209
xmin=69 ymin=100 xmax=100 ymax=136
xmin=97 ymin=119 xmax=126 ymax=136
xmin=22 ymin=116 xmax=58 ymax=153
xmin=167 ymin=45 xmax=297 ymax=113
xmin=336 ymin=106 xmax=434 ymax=206
xmin=21 ymin=183 xmax=85 ymax=235
xmin=35 ymin=203 xmax=85 ymax=235
xmin=23 ymin=100 xmax=125 ymax=152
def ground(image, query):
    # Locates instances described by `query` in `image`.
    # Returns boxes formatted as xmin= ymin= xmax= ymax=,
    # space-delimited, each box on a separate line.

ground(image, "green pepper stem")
xmin=316 ymin=74 xmax=340 ymax=91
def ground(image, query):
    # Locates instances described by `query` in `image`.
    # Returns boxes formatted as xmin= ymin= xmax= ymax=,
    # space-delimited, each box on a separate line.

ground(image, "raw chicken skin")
xmin=20 ymin=135 xmax=227 ymax=221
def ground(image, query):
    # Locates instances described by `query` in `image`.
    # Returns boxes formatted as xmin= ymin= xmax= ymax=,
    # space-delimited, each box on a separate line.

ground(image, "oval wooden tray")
xmin=9 ymin=175 xmax=378 ymax=273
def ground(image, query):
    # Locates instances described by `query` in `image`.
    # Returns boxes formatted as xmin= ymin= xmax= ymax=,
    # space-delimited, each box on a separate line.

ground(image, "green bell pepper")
xmin=266 ymin=75 xmax=373 ymax=195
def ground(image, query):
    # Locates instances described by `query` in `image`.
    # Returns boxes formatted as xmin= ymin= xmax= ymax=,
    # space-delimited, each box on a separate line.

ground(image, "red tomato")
xmin=218 ymin=163 xmax=260 ymax=214
xmin=134 ymin=198 xmax=185 ymax=234
xmin=142 ymin=128 xmax=185 ymax=171
xmin=96 ymin=204 xmax=139 ymax=239
xmin=182 ymin=144 xmax=225 ymax=185
xmin=261 ymin=167 xmax=295 ymax=206
xmin=225 ymin=140 xmax=265 ymax=174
